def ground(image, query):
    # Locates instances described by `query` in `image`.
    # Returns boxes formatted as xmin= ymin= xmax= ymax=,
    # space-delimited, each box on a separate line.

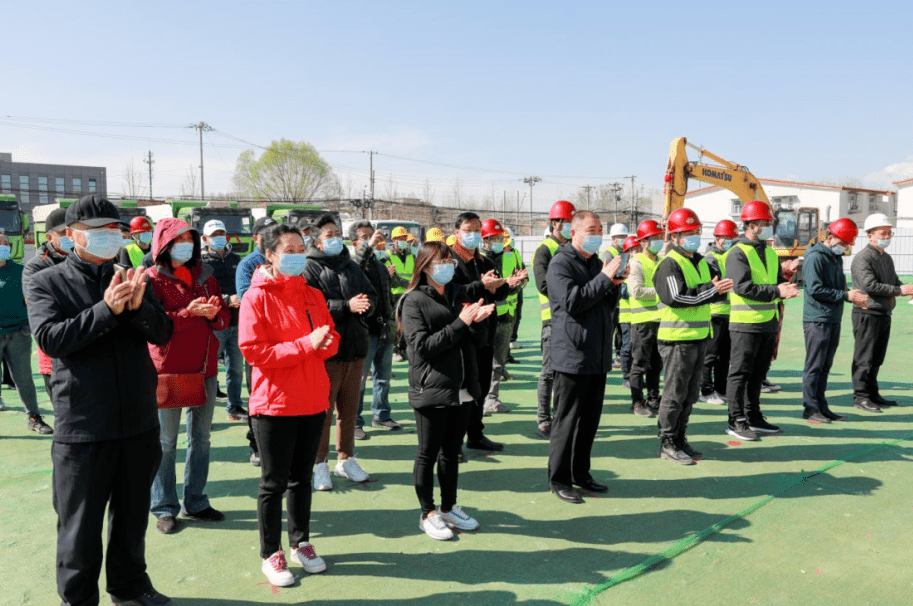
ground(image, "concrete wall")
xmin=897 ymin=183 xmax=913 ymax=229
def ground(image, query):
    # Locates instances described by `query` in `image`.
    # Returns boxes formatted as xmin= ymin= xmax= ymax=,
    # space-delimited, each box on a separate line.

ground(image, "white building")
xmin=683 ymin=178 xmax=897 ymax=229
xmin=894 ymin=177 xmax=913 ymax=228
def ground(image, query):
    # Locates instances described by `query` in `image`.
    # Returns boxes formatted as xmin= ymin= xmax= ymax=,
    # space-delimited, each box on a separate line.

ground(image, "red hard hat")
xmin=740 ymin=200 xmax=774 ymax=222
xmin=622 ymin=235 xmax=639 ymax=253
xmin=713 ymin=219 xmax=738 ymax=239
xmin=828 ymin=218 xmax=859 ymax=244
xmin=481 ymin=218 xmax=506 ymax=239
xmin=130 ymin=216 xmax=153 ymax=234
xmin=549 ymin=200 xmax=576 ymax=221
xmin=636 ymin=220 xmax=663 ymax=241
xmin=667 ymin=208 xmax=702 ymax=234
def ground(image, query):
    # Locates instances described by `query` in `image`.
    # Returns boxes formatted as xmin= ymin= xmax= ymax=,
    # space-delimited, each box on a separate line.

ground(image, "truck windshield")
xmin=0 ymin=209 xmax=22 ymax=234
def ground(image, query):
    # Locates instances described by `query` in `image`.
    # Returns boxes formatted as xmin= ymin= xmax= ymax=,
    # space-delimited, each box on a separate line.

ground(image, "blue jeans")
xmin=357 ymin=334 xmax=394 ymax=427
xmin=214 ymin=326 xmax=243 ymax=411
xmin=151 ymin=376 xmax=217 ymax=519
xmin=0 ymin=327 xmax=40 ymax=416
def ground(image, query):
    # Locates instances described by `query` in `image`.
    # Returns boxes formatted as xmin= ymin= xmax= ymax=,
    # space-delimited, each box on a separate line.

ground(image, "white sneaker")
xmin=313 ymin=462 xmax=333 ymax=491
xmin=419 ymin=511 xmax=454 ymax=540
xmin=290 ymin=542 xmax=326 ymax=574
xmin=704 ymin=392 xmax=726 ymax=405
xmin=509 ymin=341 xmax=522 ymax=350
xmin=438 ymin=505 xmax=479 ymax=531
xmin=334 ymin=457 xmax=369 ymax=483
xmin=262 ymin=550 xmax=295 ymax=587
xmin=483 ymin=399 xmax=508 ymax=414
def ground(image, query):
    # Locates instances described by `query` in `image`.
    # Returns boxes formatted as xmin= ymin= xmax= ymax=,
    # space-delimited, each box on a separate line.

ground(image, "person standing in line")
xmin=850 ymin=213 xmax=913 ymax=412
xmin=699 ymin=219 xmax=738 ymax=405
xmin=601 ymin=223 xmax=629 ymax=367
xmin=653 ymin=209 xmax=732 ymax=465
xmin=617 ymin=235 xmax=638 ymax=389
xmin=547 ymin=210 xmax=625 ymax=504
xmin=801 ymin=218 xmax=868 ymax=422
xmin=147 ymin=218 xmax=231 ymax=534
xmin=532 ymin=200 xmax=576 ymax=439
xmin=725 ymin=201 xmax=800 ymax=441
xmin=27 ymin=194 xmax=175 ymax=606
xmin=400 ymin=241 xmax=494 ymax=540
xmin=350 ymin=221 xmax=401 ymax=441
xmin=388 ymin=226 xmax=414 ymax=362
xmin=118 ymin=216 xmax=155 ymax=268
xmin=626 ymin=220 xmax=665 ymax=418
xmin=240 ymin=223 xmax=338 ymax=587
xmin=304 ymin=214 xmax=377 ymax=490
xmin=505 ymin=228 xmax=526 ymax=352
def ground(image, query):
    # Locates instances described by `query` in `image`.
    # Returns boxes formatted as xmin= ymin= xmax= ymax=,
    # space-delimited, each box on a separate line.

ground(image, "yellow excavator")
xmin=663 ymin=137 xmax=824 ymax=259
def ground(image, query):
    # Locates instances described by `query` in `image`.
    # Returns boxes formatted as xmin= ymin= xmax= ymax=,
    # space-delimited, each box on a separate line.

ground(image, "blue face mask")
xmin=560 ymin=222 xmax=572 ymax=239
xmin=396 ymin=239 xmax=409 ymax=251
xmin=0 ymin=245 xmax=10 ymax=261
xmin=461 ymin=231 xmax=481 ymax=250
xmin=681 ymin=234 xmax=702 ymax=252
xmin=276 ymin=253 xmax=308 ymax=276
xmin=302 ymin=235 xmax=312 ymax=248
xmin=429 ymin=263 xmax=455 ymax=286
xmin=209 ymin=236 xmax=227 ymax=251
xmin=57 ymin=236 xmax=75 ymax=252
xmin=322 ymin=237 xmax=343 ymax=256
xmin=581 ymin=235 xmax=602 ymax=255
xmin=489 ymin=242 xmax=505 ymax=254
xmin=138 ymin=232 xmax=153 ymax=245
xmin=76 ymin=229 xmax=124 ymax=260
xmin=170 ymin=241 xmax=194 ymax=264
xmin=374 ymin=250 xmax=387 ymax=261
xmin=648 ymin=239 xmax=663 ymax=254
xmin=830 ymin=244 xmax=847 ymax=255
xmin=723 ymin=239 xmax=733 ymax=251
xmin=411 ymin=245 xmax=419 ymax=255
xmin=877 ymin=238 xmax=891 ymax=250
xmin=758 ymin=225 xmax=773 ymax=240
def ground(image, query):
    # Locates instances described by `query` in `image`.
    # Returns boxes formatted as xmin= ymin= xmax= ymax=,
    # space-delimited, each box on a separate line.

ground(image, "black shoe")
xmin=457 ymin=449 xmax=466 ymax=464
xmin=216 ymin=388 xmax=228 ymax=402
xmin=760 ymin=379 xmax=781 ymax=393
xmin=155 ymin=516 xmax=177 ymax=534
xmin=646 ymin=398 xmax=661 ymax=414
xmin=820 ymin=407 xmax=848 ymax=422
xmin=552 ymin=488 xmax=584 ymax=504
xmin=536 ymin=422 xmax=552 ymax=439
xmin=250 ymin=451 xmax=261 ymax=467
xmin=226 ymin=407 xmax=249 ymax=422
xmin=354 ymin=426 xmax=368 ymax=441
xmin=28 ymin=415 xmax=54 ymax=435
xmin=802 ymin=409 xmax=831 ymax=424
xmin=854 ymin=399 xmax=883 ymax=413
xmin=678 ymin=438 xmax=703 ymax=460
xmin=748 ymin=417 xmax=782 ymax=434
xmin=466 ymin=436 xmax=504 ymax=451
xmin=182 ymin=507 xmax=225 ymax=522
xmin=631 ymin=400 xmax=653 ymax=418
xmin=871 ymin=394 xmax=898 ymax=407
xmin=660 ymin=439 xmax=694 ymax=465
xmin=507 ymin=355 xmax=519 ymax=364
xmin=112 ymin=589 xmax=176 ymax=606
xmin=372 ymin=418 xmax=402 ymax=431
xmin=575 ymin=479 xmax=609 ymax=493
xmin=726 ymin=422 xmax=759 ymax=441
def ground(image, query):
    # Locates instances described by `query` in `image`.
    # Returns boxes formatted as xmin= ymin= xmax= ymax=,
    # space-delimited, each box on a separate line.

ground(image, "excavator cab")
xmin=772 ymin=207 xmax=819 ymax=254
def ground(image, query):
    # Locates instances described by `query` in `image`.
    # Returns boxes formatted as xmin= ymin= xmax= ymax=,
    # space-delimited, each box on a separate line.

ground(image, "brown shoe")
xmin=156 ymin=516 xmax=177 ymax=534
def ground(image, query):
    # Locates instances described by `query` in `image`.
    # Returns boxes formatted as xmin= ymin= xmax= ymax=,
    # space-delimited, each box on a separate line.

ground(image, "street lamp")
xmin=522 ymin=176 xmax=541 ymax=235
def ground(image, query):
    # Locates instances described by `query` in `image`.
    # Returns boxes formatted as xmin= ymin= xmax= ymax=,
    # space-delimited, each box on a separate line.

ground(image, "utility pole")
xmin=624 ymin=175 xmax=636 ymax=227
xmin=610 ymin=182 xmax=622 ymax=223
xmin=369 ymin=151 xmax=375 ymax=199
xmin=187 ymin=122 xmax=213 ymax=200
xmin=143 ymin=151 xmax=154 ymax=199
xmin=522 ymin=176 xmax=541 ymax=235
xmin=580 ymin=184 xmax=594 ymax=210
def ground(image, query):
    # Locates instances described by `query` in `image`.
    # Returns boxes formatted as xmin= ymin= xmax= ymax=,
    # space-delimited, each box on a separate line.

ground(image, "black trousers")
xmin=52 ymin=429 xmax=161 ymax=606
xmin=803 ymin=322 xmax=842 ymax=413
xmin=629 ymin=322 xmax=661 ymax=403
xmin=727 ymin=330 xmax=776 ymax=425
xmin=467 ymin=345 xmax=493 ymax=442
xmin=612 ymin=307 xmax=622 ymax=356
xmin=851 ymin=313 xmax=892 ymax=402
xmin=701 ymin=315 xmax=731 ymax=395
xmin=511 ymin=289 xmax=523 ymax=342
xmin=251 ymin=412 xmax=326 ymax=559
xmin=413 ymin=402 xmax=471 ymax=514
xmin=658 ymin=340 xmax=707 ymax=440
xmin=537 ymin=324 xmax=555 ymax=424
xmin=548 ymin=372 xmax=606 ymax=491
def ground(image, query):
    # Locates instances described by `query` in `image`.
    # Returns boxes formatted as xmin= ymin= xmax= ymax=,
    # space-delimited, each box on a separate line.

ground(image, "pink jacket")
xmin=239 ymin=266 xmax=339 ymax=416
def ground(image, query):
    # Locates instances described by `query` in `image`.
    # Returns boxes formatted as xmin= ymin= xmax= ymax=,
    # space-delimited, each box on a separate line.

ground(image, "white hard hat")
xmin=506 ymin=226 xmax=516 ymax=240
xmin=203 ymin=219 xmax=227 ymax=236
xmin=863 ymin=213 xmax=892 ymax=232
xmin=609 ymin=223 xmax=629 ymax=238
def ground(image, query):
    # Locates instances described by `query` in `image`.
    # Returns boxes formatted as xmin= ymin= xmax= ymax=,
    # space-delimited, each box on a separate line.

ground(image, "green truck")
xmin=32 ymin=199 xmax=149 ymax=247
xmin=0 ymin=194 xmax=30 ymax=263
xmin=170 ymin=201 xmax=256 ymax=258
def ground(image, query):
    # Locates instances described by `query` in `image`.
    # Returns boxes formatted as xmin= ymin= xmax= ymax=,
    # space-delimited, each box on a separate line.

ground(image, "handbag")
xmin=156 ymin=329 xmax=212 ymax=409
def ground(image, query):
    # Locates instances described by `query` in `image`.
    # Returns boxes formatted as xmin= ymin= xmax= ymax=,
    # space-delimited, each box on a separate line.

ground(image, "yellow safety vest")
xmin=389 ymin=253 xmax=415 ymax=296
xmin=628 ymin=253 xmax=660 ymax=324
xmin=496 ymin=250 xmax=521 ymax=316
xmin=125 ymin=242 xmax=146 ymax=268
xmin=619 ymin=296 xmax=631 ymax=323
xmin=600 ymin=244 xmax=621 ymax=262
xmin=729 ymin=243 xmax=780 ymax=325
xmin=534 ymin=238 xmax=560 ymax=322
xmin=706 ymin=248 xmax=730 ymax=316
xmin=657 ymin=250 xmax=712 ymax=341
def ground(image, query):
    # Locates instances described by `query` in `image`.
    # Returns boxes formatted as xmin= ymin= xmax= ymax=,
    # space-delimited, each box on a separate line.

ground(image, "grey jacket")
xmin=850 ymin=244 xmax=902 ymax=317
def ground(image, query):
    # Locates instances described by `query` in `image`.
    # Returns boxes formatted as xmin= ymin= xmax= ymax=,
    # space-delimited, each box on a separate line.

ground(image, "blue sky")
xmin=4 ymin=1 xmax=912 ymax=207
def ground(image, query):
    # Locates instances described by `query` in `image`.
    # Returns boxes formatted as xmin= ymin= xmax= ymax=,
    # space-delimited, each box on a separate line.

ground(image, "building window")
xmin=848 ymin=193 xmax=858 ymax=214
xmin=0 ymin=174 xmax=10 ymax=194
xmin=55 ymin=177 xmax=65 ymax=194
xmin=89 ymin=178 xmax=97 ymax=193
xmin=38 ymin=176 xmax=48 ymax=205
xmin=19 ymin=175 xmax=29 ymax=205
xmin=73 ymin=178 xmax=82 ymax=194
xmin=731 ymin=199 xmax=743 ymax=218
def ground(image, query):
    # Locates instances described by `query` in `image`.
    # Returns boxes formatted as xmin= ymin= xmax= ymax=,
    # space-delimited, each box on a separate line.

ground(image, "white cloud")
xmin=865 ymin=155 xmax=913 ymax=189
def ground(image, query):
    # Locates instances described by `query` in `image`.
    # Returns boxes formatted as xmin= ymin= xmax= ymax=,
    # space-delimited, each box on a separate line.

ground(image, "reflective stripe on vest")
xmin=729 ymin=243 xmax=780 ymax=325
xmin=497 ymin=250 xmax=520 ymax=316
xmin=627 ymin=253 xmax=660 ymax=324
xmin=126 ymin=242 xmax=146 ymax=268
xmin=657 ymin=250 xmax=712 ymax=341
xmin=535 ymin=238 xmax=560 ymax=322
xmin=706 ymin=248 xmax=730 ymax=316
xmin=390 ymin=253 xmax=415 ymax=295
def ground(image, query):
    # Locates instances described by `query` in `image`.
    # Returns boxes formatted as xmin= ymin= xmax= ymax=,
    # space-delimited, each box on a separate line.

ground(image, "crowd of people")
xmin=0 ymin=192 xmax=908 ymax=603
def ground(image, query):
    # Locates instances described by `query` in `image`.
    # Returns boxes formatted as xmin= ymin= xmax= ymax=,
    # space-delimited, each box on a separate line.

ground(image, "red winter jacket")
xmin=145 ymin=218 xmax=230 ymax=379
xmin=239 ymin=265 xmax=339 ymax=416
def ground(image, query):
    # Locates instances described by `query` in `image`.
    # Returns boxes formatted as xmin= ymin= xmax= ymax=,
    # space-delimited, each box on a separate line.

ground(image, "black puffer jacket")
xmin=353 ymin=242 xmax=396 ymax=341
xmin=451 ymin=248 xmax=510 ymax=346
xmin=400 ymin=283 xmax=483 ymax=409
xmin=304 ymin=245 xmax=377 ymax=361
xmin=23 ymin=241 xmax=69 ymax=300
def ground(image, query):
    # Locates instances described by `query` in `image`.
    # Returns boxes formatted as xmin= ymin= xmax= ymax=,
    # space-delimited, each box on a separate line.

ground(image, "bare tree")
xmin=383 ymin=172 xmax=399 ymax=201
xmin=422 ymin=178 xmax=435 ymax=205
xmin=180 ymin=165 xmax=199 ymax=199
xmin=450 ymin=178 xmax=464 ymax=207
xmin=121 ymin=160 xmax=146 ymax=198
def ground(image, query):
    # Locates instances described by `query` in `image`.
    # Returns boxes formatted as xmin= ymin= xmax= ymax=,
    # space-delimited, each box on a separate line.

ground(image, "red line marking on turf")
xmin=866 ymin=533 xmax=873 ymax=537
xmin=816 ymin=569 xmax=823 ymax=575
xmin=727 ymin=441 xmax=741 ymax=446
